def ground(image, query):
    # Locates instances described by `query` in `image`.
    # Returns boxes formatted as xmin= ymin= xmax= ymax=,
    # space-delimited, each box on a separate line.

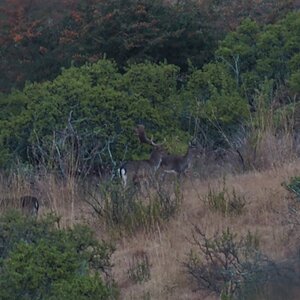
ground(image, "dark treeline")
xmin=0 ymin=0 xmax=295 ymax=92
xmin=0 ymin=0 xmax=299 ymax=173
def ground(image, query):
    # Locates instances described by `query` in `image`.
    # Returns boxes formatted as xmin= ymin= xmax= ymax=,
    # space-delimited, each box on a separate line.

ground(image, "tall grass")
xmin=240 ymin=85 xmax=297 ymax=171
xmin=82 ymin=179 xmax=183 ymax=234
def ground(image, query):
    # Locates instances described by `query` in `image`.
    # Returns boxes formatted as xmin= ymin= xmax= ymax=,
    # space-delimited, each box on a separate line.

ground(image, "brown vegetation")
xmin=1 ymin=132 xmax=300 ymax=299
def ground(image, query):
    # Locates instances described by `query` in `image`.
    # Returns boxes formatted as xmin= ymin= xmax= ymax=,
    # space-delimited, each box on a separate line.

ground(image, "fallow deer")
xmin=119 ymin=125 xmax=165 ymax=187
xmin=119 ymin=146 xmax=164 ymax=187
xmin=160 ymin=145 xmax=198 ymax=178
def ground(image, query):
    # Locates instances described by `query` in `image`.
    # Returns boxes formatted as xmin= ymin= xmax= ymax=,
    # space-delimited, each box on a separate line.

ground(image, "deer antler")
xmin=134 ymin=124 xmax=159 ymax=147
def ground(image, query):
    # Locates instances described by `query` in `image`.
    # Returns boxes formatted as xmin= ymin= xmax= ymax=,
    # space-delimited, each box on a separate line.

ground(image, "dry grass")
xmin=107 ymin=160 xmax=300 ymax=299
xmin=1 ymin=157 xmax=300 ymax=299
xmin=0 ymin=172 xmax=93 ymax=228
xmin=241 ymin=129 xmax=296 ymax=171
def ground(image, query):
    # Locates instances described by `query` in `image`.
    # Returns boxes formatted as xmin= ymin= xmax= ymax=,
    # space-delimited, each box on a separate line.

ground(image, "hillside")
xmin=0 ymin=1 xmax=300 ymax=299
xmin=2 ymin=156 xmax=300 ymax=299
xmin=111 ymin=162 xmax=300 ymax=299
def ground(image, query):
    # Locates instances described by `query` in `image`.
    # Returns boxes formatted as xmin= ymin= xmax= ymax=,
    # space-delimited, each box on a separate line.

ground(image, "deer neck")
xmin=149 ymin=151 xmax=162 ymax=170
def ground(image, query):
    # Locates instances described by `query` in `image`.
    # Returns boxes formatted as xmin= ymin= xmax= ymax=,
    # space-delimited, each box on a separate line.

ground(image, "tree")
xmin=202 ymin=0 xmax=295 ymax=32
xmin=0 ymin=0 xmax=78 ymax=92
xmin=184 ymin=62 xmax=249 ymax=147
xmin=216 ymin=12 xmax=300 ymax=105
xmin=0 ymin=59 xmax=188 ymax=168
xmin=0 ymin=0 xmax=217 ymax=92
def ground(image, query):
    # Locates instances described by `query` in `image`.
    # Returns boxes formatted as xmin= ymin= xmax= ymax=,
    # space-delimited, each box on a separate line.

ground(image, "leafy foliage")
xmin=0 ymin=0 xmax=217 ymax=92
xmin=2 ymin=0 xmax=294 ymax=93
xmin=283 ymin=176 xmax=300 ymax=200
xmin=0 ymin=60 xmax=187 ymax=168
xmin=216 ymin=12 xmax=300 ymax=105
xmin=181 ymin=62 xmax=249 ymax=147
xmin=0 ymin=211 xmax=117 ymax=300
xmin=1 ymin=12 xmax=300 ymax=169
xmin=202 ymin=0 xmax=295 ymax=32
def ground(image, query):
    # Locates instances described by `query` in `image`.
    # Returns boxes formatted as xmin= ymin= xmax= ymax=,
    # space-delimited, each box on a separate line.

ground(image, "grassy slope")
xmin=1 ymin=159 xmax=300 ymax=299
xmin=112 ymin=161 xmax=300 ymax=299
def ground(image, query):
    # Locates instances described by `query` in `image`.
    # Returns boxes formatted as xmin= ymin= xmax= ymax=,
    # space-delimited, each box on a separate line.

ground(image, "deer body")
xmin=120 ymin=147 xmax=163 ymax=187
xmin=21 ymin=196 xmax=39 ymax=218
xmin=160 ymin=146 xmax=197 ymax=176
xmin=120 ymin=124 xmax=197 ymax=185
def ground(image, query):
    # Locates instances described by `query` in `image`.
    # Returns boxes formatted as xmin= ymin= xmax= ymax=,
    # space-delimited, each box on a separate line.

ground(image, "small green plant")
xmin=283 ymin=176 xmax=300 ymax=200
xmin=127 ymin=250 xmax=151 ymax=284
xmin=205 ymin=178 xmax=246 ymax=216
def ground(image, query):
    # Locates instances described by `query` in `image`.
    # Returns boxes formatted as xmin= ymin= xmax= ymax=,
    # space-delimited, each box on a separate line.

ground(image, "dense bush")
xmin=183 ymin=11 xmax=300 ymax=147
xmin=216 ymin=12 xmax=300 ymax=105
xmin=74 ymin=0 xmax=216 ymax=69
xmin=183 ymin=62 xmax=249 ymax=146
xmin=0 ymin=60 xmax=188 ymax=168
xmin=0 ymin=211 xmax=117 ymax=300
xmin=0 ymin=12 xmax=299 ymax=170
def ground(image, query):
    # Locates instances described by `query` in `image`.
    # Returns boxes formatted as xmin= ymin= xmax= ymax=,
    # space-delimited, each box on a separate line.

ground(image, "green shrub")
xmin=2 ymin=12 xmax=300 ymax=169
xmin=216 ymin=12 xmax=300 ymax=103
xmin=283 ymin=176 xmax=300 ymax=200
xmin=185 ymin=227 xmax=273 ymax=300
xmin=0 ymin=60 xmax=188 ymax=169
xmin=0 ymin=211 xmax=117 ymax=300
xmin=184 ymin=62 xmax=249 ymax=147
